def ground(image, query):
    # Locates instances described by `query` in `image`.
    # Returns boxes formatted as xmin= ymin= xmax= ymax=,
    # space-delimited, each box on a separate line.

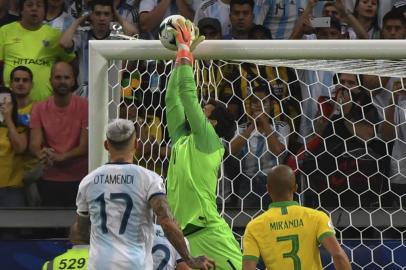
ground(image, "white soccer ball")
xmin=159 ymin=15 xmax=188 ymax=51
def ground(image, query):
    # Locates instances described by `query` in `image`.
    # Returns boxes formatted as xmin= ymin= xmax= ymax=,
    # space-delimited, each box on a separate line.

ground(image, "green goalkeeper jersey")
xmin=166 ymin=65 xmax=225 ymax=230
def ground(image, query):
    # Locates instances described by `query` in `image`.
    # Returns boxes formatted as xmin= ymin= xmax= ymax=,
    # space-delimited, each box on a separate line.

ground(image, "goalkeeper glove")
xmin=172 ymin=19 xmax=205 ymax=63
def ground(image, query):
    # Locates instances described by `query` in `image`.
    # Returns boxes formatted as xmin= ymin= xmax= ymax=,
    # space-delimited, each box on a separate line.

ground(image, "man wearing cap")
xmin=198 ymin=17 xmax=222 ymax=39
xmin=71 ymin=118 xmax=215 ymax=270
xmin=29 ymin=61 xmax=88 ymax=207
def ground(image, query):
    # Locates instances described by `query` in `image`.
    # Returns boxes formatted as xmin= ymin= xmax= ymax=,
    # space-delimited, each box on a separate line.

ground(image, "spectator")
xmin=9 ymin=66 xmax=38 ymax=174
xmin=197 ymin=17 xmax=222 ymax=40
xmin=67 ymin=0 xmax=92 ymax=18
xmin=253 ymin=0 xmax=310 ymax=39
xmin=0 ymin=0 xmax=18 ymax=27
xmin=139 ymin=0 xmax=195 ymax=39
xmin=0 ymin=0 xmax=76 ymax=102
xmin=46 ymin=0 xmax=75 ymax=32
xmin=248 ymin=24 xmax=272 ymax=39
xmin=59 ymin=0 xmax=137 ymax=97
xmin=291 ymin=73 xmax=386 ymax=208
xmin=382 ymin=78 xmax=406 ymax=206
xmin=380 ymin=8 xmax=406 ymax=39
xmin=30 ymin=61 xmax=88 ymax=207
xmin=224 ymin=0 xmax=254 ymax=39
xmin=114 ymin=0 xmax=140 ymax=35
xmin=290 ymin=0 xmax=368 ymax=39
xmin=350 ymin=0 xmax=380 ymax=39
xmin=0 ymin=86 xmax=28 ymax=207
xmin=290 ymin=15 xmax=347 ymax=141
xmin=322 ymin=1 xmax=341 ymax=21
xmin=230 ymin=86 xmax=290 ymax=209
xmin=194 ymin=0 xmax=231 ymax=37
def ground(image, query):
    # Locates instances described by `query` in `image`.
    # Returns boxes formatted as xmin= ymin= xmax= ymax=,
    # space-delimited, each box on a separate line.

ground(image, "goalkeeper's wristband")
xmin=176 ymin=49 xmax=193 ymax=64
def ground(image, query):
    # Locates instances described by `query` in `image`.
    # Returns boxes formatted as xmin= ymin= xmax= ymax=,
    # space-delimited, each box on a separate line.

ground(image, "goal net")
xmin=89 ymin=40 xmax=406 ymax=269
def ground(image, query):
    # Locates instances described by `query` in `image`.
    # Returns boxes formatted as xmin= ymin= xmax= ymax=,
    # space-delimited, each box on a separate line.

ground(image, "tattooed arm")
xmin=149 ymin=195 xmax=215 ymax=270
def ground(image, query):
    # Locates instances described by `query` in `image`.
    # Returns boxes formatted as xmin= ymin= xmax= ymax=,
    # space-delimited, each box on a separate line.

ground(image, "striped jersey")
xmin=152 ymin=224 xmax=188 ymax=270
xmin=194 ymin=0 xmax=231 ymax=36
xmin=253 ymin=0 xmax=309 ymax=40
xmin=45 ymin=11 xmax=74 ymax=32
xmin=76 ymin=162 xmax=166 ymax=270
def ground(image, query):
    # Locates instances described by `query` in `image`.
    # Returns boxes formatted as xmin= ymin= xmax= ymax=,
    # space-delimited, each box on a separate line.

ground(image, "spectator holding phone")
xmin=0 ymin=86 xmax=29 ymax=207
xmin=60 ymin=0 xmax=137 ymax=97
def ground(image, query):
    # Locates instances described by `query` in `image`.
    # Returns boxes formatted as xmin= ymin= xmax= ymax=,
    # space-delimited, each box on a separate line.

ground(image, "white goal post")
xmin=88 ymin=39 xmax=406 ymax=171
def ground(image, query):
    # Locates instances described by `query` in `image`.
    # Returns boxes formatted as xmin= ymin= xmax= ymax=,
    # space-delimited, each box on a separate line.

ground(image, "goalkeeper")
xmin=165 ymin=19 xmax=242 ymax=270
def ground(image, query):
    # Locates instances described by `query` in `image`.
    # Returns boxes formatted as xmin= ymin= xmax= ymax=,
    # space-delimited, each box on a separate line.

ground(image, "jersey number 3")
xmin=96 ymin=193 xmax=133 ymax=234
xmin=276 ymin=234 xmax=301 ymax=270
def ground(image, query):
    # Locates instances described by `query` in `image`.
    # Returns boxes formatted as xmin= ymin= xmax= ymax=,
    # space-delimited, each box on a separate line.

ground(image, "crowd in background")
xmin=0 ymin=0 xmax=406 ymax=215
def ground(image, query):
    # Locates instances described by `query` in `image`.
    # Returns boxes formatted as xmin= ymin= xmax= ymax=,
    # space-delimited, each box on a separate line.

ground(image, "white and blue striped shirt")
xmin=194 ymin=0 xmax=231 ymax=36
xmin=254 ymin=0 xmax=310 ymax=39
xmin=76 ymin=162 xmax=166 ymax=270
xmin=45 ymin=11 xmax=74 ymax=32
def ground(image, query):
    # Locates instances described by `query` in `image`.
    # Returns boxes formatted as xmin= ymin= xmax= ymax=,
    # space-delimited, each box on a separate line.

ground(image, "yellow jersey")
xmin=243 ymin=201 xmax=335 ymax=270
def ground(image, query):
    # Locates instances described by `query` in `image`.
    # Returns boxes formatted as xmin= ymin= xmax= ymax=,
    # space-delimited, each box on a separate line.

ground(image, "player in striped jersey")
xmin=242 ymin=165 xmax=351 ymax=270
xmin=253 ymin=0 xmax=310 ymax=40
xmin=72 ymin=119 xmax=215 ymax=270
xmin=153 ymin=224 xmax=191 ymax=270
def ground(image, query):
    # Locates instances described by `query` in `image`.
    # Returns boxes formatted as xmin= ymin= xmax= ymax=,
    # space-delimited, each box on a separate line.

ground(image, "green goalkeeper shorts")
xmin=186 ymin=222 xmax=242 ymax=270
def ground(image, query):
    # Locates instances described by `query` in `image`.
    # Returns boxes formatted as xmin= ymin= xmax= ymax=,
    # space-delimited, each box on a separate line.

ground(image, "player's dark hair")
xmin=0 ymin=86 xmax=19 ymax=125
xmin=206 ymin=99 xmax=236 ymax=141
xmin=383 ymin=9 xmax=406 ymax=27
xmin=10 ymin=66 xmax=33 ymax=82
xmin=89 ymin=0 xmax=114 ymax=12
xmin=20 ymin=0 xmax=48 ymax=16
xmin=230 ymin=0 xmax=254 ymax=12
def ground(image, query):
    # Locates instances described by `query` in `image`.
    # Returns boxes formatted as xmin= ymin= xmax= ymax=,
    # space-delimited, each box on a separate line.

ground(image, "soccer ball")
xmin=159 ymin=15 xmax=187 ymax=51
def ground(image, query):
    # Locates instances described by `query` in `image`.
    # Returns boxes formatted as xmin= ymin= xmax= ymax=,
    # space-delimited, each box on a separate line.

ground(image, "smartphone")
xmin=310 ymin=17 xmax=331 ymax=28
xmin=0 ymin=93 xmax=11 ymax=104
xmin=0 ymin=93 xmax=11 ymax=122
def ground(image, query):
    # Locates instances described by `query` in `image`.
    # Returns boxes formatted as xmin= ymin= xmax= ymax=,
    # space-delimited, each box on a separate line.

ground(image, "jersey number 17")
xmin=96 ymin=192 xmax=133 ymax=234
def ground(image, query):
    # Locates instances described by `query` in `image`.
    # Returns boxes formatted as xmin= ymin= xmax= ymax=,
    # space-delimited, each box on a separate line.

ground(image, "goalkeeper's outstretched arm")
xmin=165 ymin=62 xmax=188 ymax=145
xmin=171 ymin=19 xmax=220 ymax=152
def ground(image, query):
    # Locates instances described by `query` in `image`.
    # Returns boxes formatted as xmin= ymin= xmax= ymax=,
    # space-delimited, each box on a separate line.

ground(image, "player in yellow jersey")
xmin=242 ymin=165 xmax=351 ymax=270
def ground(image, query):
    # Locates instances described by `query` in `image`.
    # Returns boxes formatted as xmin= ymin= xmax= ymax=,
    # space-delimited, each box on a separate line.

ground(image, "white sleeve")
xmin=76 ymin=179 xmax=89 ymax=217
xmin=139 ymin=0 xmax=157 ymax=13
xmin=147 ymin=172 xmax=166 ymax=201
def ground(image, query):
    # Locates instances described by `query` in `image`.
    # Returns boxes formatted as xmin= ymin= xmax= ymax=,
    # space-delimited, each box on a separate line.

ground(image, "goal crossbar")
xmin=89 ymin=39 xmax=406 ymax=171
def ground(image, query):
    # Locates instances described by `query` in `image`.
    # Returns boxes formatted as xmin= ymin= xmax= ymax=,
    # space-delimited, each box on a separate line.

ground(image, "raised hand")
xmin=174 ymin=18 xmax=195 ymax=51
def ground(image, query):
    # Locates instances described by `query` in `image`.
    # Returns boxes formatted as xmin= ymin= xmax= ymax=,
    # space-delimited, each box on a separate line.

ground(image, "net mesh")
xmin=106 ymin=58 xmax=406 ymax=269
